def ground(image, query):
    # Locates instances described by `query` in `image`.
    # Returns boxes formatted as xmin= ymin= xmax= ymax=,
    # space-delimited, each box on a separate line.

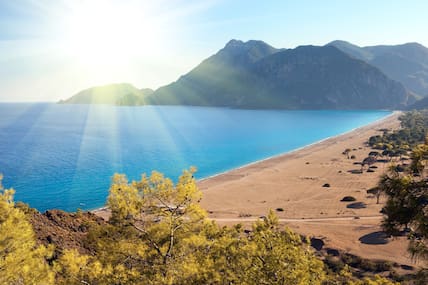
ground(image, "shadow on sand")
xmin=359 ymin=231 xmax=391 ymax=245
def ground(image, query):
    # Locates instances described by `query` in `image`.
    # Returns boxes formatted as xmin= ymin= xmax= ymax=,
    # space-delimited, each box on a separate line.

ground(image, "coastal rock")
xmin=29 ymin=209 xmax=106 ymax=255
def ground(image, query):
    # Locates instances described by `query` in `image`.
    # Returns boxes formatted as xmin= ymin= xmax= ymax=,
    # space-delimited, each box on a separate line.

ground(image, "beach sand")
xmin=94 ymin=112 xmax=418 ymax=267
xmin=198 ymin=111 xmax=417 ymax=267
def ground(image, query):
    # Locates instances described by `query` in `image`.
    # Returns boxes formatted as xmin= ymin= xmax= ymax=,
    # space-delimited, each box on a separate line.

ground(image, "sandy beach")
xmin=94 ymin=111 xmax=418 ymax=267
xmin=198 ymin=111 xmax=418 ymax=267
xmin=199 ymin=112 xmax=401 ymax=219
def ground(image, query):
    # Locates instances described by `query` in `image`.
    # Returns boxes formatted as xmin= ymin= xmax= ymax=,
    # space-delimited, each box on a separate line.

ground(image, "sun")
xmin=63 ymin=1 xmax=162 ymax=66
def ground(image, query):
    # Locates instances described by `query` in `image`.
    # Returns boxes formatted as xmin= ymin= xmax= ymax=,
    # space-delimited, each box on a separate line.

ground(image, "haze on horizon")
xmin=1 ymin=0 xmax=427 ymax=102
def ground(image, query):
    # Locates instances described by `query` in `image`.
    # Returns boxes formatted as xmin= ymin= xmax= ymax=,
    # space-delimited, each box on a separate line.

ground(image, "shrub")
xmin=375 ymin=261 xmax=394 ymax=272
xmin=341 ymin=196 xmax=357 ymax=202
xmin=340 ymin=253 xmax=362 ymax=268
xmin=359 ymin=259 xmax=377 ymax=272
xmin=324 ymin=256 xmax=345 ymax=272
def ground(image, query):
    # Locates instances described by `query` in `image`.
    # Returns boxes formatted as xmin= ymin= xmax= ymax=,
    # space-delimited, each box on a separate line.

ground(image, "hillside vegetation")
xmin=368 ymin=111 xmax=428 ymax=270
xmin=0 ymin=170 xmax=400 ymax=284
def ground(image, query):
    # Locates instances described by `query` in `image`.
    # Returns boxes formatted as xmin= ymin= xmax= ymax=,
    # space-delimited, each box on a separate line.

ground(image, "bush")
xmin=322 ymin=183 xmax=331 ymax=187
xmin=341 ymin=196 xmax=357 ymax=202
xmin=275 ymin=208 xmax=284 ymax=212
xmin=359 ymin=259 xmax=377 ymax=272
xmin=375 ymin=261 xmax=394 ymax=272
xmin=340 ymin=253 xmax=362 ymax=267
xmin=324 ymin=256 xmax=345 ymax=272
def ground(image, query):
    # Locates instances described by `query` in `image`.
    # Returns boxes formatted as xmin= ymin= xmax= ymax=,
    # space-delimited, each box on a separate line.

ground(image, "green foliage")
xmin=378 ymin=135 xmax=428 ymax=262
xmin=70 ymin=169 xmax=328 ymax=284
xmin=107 ymin=173 xmax=142 ymax=224
xmin=0 ymin=175 xmax=54 ymax=285
xmin=0 ymin=169 xmax=404 ymax=284
xmin=242 ymin=211 xmax=326 ymax=284
xmin=324 ymin=265 xmax=400 ymax=284
xmin=369 ymin=110 xmax=428 ymax=153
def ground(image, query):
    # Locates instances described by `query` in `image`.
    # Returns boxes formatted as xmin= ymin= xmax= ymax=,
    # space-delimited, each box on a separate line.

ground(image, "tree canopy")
xmin=1 ymin=169 xmax=401 ymax=284
xmin=0 ymin=175 xmax=54 ymax=285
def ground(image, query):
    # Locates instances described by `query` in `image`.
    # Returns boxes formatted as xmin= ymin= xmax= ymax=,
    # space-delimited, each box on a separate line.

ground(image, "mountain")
xmin=328 ymin=40 xmax=428 ymax=96
xmin=146 ymin=40 xmax=281 ymax=107
xmin=407 ymin=96 xmax=428 ymax=110
xmin=60 ymin=83 xmax=153 ymax=105
xmin=146 ymin=40 xmax=410 ymax=109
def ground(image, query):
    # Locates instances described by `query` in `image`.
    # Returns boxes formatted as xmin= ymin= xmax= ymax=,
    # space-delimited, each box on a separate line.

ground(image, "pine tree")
xmin=0 ymin=175 xmax=54 ymax=285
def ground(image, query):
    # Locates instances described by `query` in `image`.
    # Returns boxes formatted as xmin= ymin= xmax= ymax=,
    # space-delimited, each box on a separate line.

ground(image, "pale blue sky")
xmin=1 ymin=0 xmax=427 ymax=102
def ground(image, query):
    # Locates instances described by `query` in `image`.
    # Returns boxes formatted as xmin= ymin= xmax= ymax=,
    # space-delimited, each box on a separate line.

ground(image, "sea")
xmin=0 ymin=103 xmax=391 ymax=212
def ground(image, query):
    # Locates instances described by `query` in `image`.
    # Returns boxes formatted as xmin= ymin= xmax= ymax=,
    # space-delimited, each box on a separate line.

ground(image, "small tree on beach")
xmin=361 ymin=156 xmax=377 ymax=172
xmin=343 ymin=148 xmax=351 ymax=159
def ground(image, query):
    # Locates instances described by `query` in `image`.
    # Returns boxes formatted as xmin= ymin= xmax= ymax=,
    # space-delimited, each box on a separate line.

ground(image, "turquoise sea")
xmin=0 ymin=103 xmax=391 ymax=212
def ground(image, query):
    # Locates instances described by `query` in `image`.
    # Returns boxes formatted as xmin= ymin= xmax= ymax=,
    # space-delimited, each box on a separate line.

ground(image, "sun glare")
xmin=64 ymin=1 xmax=162 ymax=66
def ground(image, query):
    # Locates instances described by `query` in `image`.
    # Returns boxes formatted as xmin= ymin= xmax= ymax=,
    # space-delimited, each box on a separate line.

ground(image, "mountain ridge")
xmin=61 ymin=39 xmax=419 ymax=110
xmin=146 ymin=40 xmax=410 ymax=109
xmin=328 ymin=40 xmax=428 ymax=96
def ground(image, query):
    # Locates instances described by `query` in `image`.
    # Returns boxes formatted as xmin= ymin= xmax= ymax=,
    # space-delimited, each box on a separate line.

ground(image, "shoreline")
xmin=93 ymin=111 xmax=399 ymax=216
xmin=198 ymin=110 xmax=402 ymax=218
xmin=198 ymin=111 xmax=399 ymax=183
xmin=92 ymin=111 xmax=398 ymax=214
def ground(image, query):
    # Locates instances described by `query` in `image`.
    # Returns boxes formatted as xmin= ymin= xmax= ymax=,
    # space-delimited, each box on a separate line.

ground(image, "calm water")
xmin=0 ymin=103 xmax=391 ymax=212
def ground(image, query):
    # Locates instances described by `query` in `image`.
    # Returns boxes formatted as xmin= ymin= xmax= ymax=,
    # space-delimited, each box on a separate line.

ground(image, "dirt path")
xmin=211 ymin=215 xmax=382 ymax=223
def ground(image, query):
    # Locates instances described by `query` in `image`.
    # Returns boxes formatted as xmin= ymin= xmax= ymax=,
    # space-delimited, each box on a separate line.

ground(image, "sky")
xmin=1 ymin=0 xmax=427 ymax=102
